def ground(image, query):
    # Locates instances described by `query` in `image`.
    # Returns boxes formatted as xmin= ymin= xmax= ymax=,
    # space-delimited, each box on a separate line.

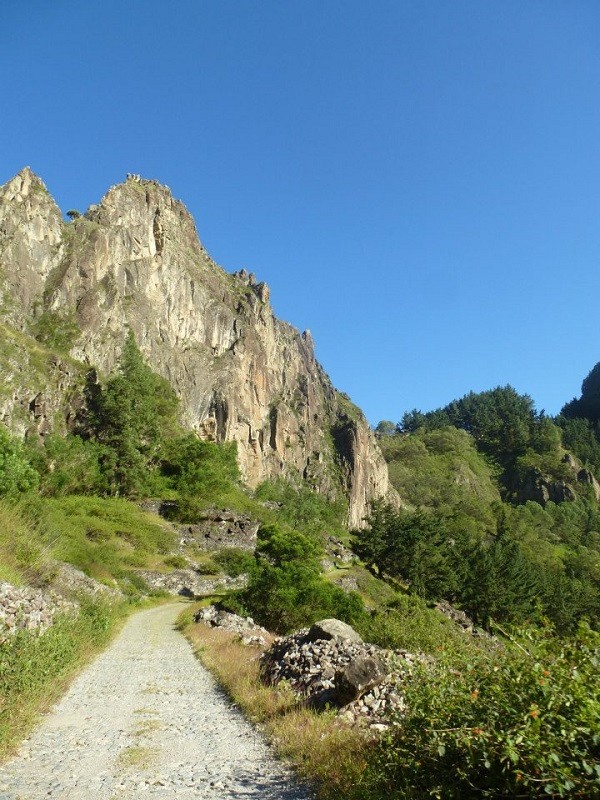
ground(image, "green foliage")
xmin=358 ymin=594 xmax=484 ymax=657
xmin=161 ymin=434 xmax=240 ymax=516
xmin=0 ymin=426 xmax=39 ymax=498
xmin=30 ymin=309 xmax=80 ymax=352
xmin=83 ymin=330 xmax=180 ymax=496
xmin=353 ymin=501 xmax=544 ymax=628
xmin=29 ymin=434 xmax=108 ymax=496
xmin=557 ymin=415 xmax=600 ymax=480
xmin=380 ymin=426 xmax=499 ymax=528
xmin=461 ymin=531 xmax=540 ymax=627
xmin=0 ymin=499 xmax=53 ymax=585
xmin=398 ymin=387 xmax=572 ymax=498
xmin=353 ymin=501 xmax=473 ymax=602
xmin=363 ymin=625 xmax=600 ymax=799
xmin=213 ymin=547 xmax=255 ymax=577
xmin=238 ymin=523 xmax=365 ymax=633
xmin=255 ymin=479 xmax=347 ymax=539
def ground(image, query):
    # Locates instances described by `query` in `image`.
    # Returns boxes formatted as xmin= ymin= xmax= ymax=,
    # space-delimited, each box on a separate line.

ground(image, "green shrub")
xmin=213 ymin=548 xmax=254 ymax=577
xmin=0 ymin=426 xmax=39 ymax=498
xmin=31 ymin=434 xmax=108 ymax=497
xmin=364 ymin=624 xmax=600 ymax=799
xmin=239 ymin=523 xmax=365 ymax=633
xmin=255 ymin=479 xmax=347 ymax=539
xmin=359 ymin=594 xmax=481 ymax=658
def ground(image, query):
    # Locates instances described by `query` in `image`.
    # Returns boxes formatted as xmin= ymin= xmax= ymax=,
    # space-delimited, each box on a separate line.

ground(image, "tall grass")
xmin=0 ymin=598 xmax=127 ymax=760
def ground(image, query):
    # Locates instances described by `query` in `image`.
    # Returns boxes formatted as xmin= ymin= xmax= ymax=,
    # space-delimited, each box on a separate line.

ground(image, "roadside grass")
xmin=0 ymin=500 xmax=55 ymax=586
xmin=181 ymin=609 xmax=371 ymax=800
xmin=0 ymin=495 xmax=176 ymax=762
xmin=0 ymin=598 xmax=128 ymax=761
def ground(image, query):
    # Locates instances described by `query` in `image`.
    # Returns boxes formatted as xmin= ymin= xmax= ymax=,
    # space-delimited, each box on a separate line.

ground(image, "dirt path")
xmin=0 ymin=603 xmax=313 ymax=799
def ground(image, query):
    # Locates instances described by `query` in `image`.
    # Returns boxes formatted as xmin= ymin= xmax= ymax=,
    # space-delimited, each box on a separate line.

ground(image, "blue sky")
xmin=2 ymin=1 xmax=600 ymax=425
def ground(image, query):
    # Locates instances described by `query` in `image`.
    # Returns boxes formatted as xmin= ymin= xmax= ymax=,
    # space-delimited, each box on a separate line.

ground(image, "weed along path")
xmin=0 ymin=603 xmax=313 ymax=800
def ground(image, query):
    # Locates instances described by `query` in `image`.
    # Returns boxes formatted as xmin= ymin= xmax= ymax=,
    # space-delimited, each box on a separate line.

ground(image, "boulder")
xmin=334 ymin=656 xmax=385 ymax=705
xmin=306 ymin=618 xmax=363 ymax=644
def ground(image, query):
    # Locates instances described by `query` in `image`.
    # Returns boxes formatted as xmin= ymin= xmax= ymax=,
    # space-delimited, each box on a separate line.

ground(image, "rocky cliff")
xmin=0 ymin=168 xmax=394 ymax=526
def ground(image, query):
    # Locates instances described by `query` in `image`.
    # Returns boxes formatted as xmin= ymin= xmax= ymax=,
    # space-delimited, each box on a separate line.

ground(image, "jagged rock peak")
xmin=1 ymin=166 xmax=50 ymax=199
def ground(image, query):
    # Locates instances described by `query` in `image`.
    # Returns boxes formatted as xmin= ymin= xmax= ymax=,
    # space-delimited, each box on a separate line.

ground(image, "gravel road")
xmin=0 ymin=603 xmax=313 ymax=799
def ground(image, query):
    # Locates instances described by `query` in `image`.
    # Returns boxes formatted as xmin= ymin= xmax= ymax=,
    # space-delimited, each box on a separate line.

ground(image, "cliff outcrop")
xmin=0 ymin=168 xmax=394 ymax=525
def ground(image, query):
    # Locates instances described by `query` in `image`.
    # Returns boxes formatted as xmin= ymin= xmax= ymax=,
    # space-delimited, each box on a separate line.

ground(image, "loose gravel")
xmin=0 ymin=603 xmax=313 ymax=800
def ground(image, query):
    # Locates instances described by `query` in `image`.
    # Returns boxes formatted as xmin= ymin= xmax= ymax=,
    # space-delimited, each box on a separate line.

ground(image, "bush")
xmin=0 ymin=426 xmax=39 ymax=498
xmin=364 ymin=624 xmax=600 ymax=798
xmin=213 ymin=548 xmax=254 ymax=577
xmin=239 ymin=524 xmax=365 ymax=633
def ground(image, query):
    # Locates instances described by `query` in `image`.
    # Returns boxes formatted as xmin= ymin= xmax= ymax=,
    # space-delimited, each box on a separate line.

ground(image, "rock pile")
xmin=259 ymin=619 xmax=422 ymax=728
xmin=0 ymin=581 xmax=78 ymax=642
xmin=52 ymin=563 xmax=122 ymax=600
xmin=176 ymin=509 xmax=260 ymax=552
xmin=137 ymin=569 xmax=246 ymax=597
xmin=194 ymin=605 xmax=270 ymax=646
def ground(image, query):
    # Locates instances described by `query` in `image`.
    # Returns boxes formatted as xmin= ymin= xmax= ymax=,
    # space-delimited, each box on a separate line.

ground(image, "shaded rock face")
xmin=0 ymin=168 xmax=395 ymax=525
xmin=515 ymin=454 xmax=600 ymax=507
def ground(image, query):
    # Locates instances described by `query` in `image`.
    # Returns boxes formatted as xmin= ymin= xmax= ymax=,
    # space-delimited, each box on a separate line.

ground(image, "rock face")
xmin=0 ymin=168 xmax=395 ymax=525
xmin=514 ymin=454 xmax=600 ymax=506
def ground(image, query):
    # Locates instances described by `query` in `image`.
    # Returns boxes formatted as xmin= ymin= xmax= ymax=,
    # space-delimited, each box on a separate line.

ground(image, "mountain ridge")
xmin=0 ymin=167 xmax=394 ymax=525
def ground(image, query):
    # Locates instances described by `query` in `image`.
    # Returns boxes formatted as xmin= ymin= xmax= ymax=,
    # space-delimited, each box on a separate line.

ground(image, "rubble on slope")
xmin=0 ymin=581 xmax=78 ymax=642
xmin=259 ymin=621 xmax=428 ymax=729
xmin=136 ymin=570 xmax=246 ymax=598
xmin=194 ymin=605 xmax=271 ymax=646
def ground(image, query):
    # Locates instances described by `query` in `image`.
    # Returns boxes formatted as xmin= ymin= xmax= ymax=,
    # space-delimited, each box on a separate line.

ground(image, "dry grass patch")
xmin=183 ymin=614 xmax=373 ymax=800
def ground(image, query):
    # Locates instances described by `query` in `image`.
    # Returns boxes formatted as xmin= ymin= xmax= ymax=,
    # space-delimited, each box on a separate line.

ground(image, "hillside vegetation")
xmin=1 ymin=338 xmax=599 ymax=795
xmin=374 ymin=383 xmax=600 ymax=633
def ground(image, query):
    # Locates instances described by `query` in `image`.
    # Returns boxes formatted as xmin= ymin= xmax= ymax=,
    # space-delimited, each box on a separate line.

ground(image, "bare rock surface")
xmin=0 ymin=603 xmax=313 ymax=800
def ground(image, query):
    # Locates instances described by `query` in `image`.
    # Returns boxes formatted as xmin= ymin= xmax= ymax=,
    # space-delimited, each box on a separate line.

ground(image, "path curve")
xmin=0 ymin=603 xmax=313 ymax=799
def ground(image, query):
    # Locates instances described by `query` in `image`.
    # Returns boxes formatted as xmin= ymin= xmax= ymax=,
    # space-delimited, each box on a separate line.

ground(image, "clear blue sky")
xmin=2 ymin=1 xmax=600 ymax=425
